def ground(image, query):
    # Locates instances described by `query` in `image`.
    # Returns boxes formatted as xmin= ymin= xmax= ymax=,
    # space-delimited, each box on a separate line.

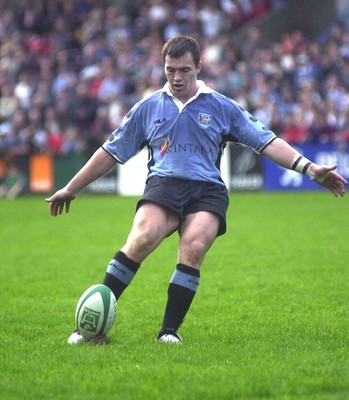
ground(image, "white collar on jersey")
xmin=162 ymin=80 xmax=213 ymax=112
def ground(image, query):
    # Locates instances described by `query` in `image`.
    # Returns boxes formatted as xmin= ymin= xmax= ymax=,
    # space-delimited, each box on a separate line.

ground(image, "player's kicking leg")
xmin=68 ymin=202 xmax=179 ymax=344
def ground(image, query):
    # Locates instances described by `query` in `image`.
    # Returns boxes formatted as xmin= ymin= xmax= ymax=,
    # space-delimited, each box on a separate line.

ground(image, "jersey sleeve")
xmin=102 ymin=102 xmax=147 ymax=164
xmin=229 ymin=101 xmax=276 ymax=153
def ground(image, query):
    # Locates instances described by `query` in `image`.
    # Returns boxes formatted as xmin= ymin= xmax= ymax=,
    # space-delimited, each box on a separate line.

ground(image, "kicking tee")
xmin=103 ymin=80 xmax=276 ymax=186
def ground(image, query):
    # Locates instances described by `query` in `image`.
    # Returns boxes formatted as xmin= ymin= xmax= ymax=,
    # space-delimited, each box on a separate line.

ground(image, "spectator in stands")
xmin=0 ymin=0 xmax=349 ymax=165
xmin=0 ymin=164 xmax=27 ymax=199
xmin=71 ymin=81 xmax=99 ymax=132
xmin=198 ymin=1 xmax=223 ymax=38
xmin=280 ymin=112 xmax=309 ymax=144
xmin=0 ymin=82 xmax=19 ymax=123
xmin=307 ymin=105 xmax=337 ymax=144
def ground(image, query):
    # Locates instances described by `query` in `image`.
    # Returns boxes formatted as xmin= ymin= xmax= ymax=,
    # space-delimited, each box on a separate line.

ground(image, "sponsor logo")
xmin=157 ymin=136 xmax=171 ymax=156
xmin=80 ymin=307 xmax=101 ymax=332
xmin=154 ymin=117 xmax=167 ymax=125
xmin=155 ymin=137 xmax=215 ymax=157
xmin=230 ymin=147 xmax=263 ymax=190
xmin=109 ymin=261 xmax=127 ymax=276
xmin=115 ymin=266 xmax=126 ymax=276
xmin=167 ymin=143 xmax=214 ymax=156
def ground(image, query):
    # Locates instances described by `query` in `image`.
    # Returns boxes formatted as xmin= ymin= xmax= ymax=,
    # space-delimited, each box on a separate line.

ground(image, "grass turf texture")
xmin=1 ymin=192 xmax=348 ymax=400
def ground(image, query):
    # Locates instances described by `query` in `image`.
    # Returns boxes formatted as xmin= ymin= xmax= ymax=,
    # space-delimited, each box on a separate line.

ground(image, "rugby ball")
xmin=75 ymin=284 xmax=116 ymax=340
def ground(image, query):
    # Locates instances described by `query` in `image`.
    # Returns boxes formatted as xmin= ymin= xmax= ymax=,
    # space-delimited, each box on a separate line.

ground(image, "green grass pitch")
xmin=1 ymin=191 xmax=348 ymax=400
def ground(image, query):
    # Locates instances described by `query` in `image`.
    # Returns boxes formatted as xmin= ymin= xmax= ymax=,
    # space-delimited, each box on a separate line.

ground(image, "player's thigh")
xmin=122 ymin=202 xmax=180 ymax=261
xmin=178 ymin=211 xmax=220 ymax=268
xmin=133 ymin=202 xmax=180 ymax=236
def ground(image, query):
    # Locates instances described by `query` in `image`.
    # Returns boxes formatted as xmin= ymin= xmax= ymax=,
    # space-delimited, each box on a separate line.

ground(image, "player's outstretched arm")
xmin=45 ymin=148 xmax=117 ymax=216
xmin=261 ymin=138 xmax=348 ymax=197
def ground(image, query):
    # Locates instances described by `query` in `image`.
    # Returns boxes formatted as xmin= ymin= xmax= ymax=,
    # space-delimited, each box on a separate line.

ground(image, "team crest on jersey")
xmin=198 ymin=112 xmax=211 ymax=128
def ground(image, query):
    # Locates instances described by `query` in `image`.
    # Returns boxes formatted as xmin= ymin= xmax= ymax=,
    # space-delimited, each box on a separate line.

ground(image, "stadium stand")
xmin=0 ymin=0 xmax=348 ymax=193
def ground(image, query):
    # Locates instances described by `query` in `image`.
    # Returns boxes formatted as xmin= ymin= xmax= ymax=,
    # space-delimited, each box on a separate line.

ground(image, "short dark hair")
xmin=161 ymin=36 xmax=201 ymax=65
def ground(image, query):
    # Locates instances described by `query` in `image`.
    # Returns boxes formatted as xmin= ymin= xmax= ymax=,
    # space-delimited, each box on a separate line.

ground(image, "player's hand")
xmin=45 ymin=188 xmax=76 ymax=216
xmin=308 ymin=164 xmax=348 ymax=197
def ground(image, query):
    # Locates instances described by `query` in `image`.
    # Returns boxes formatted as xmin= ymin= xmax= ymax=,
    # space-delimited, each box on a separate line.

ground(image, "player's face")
xmin=164 ymin=53 xmax=202 ymax=103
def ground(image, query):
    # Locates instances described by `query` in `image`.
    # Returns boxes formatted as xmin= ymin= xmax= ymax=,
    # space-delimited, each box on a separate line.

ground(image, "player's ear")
xmin=196 ymin=60 xmax=202 ymax=75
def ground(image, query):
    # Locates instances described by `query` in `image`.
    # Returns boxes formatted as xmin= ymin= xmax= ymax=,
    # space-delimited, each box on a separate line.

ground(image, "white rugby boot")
xmin=68 ymin=329 xmax=110 ymax=345
xmin=67 ymin=330 xmax=86 ymax=344
xmin=155 ymin=328 xmax=182 ymax=343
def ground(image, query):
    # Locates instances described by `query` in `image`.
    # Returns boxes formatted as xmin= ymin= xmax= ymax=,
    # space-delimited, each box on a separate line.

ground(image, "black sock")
xmin=102 ymin=251 xmax=140 ymax=301
xmin=161 ymin=264 xmax=200 ymax=331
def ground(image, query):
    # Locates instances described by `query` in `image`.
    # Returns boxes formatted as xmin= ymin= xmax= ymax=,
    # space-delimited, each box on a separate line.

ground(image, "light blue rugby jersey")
xmin=103 ymin=81 xmax=276 ymax=186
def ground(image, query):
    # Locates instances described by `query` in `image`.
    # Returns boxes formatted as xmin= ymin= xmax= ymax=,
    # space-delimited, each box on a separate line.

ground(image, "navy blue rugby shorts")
xmin=136 ymin=176 xmax=229 ymax=236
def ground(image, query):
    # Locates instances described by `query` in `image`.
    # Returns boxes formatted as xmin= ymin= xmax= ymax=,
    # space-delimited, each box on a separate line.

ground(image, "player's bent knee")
xmin=126 ymin=226 xmax=164 ymax=256
xmin=181 ymin=237 xmax=210 ymax=264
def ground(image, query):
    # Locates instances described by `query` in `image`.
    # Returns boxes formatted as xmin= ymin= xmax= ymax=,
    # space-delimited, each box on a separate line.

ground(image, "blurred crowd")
xmin=0 ymin=0 xmax=349 ymax=175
